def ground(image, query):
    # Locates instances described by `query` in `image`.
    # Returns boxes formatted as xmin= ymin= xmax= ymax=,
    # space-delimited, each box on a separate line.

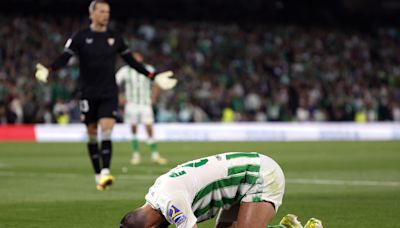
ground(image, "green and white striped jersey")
xmin=145 ymin=152 xmax=284 ymax=228
xmin=116 ymin=64 xmax=154 ymax=106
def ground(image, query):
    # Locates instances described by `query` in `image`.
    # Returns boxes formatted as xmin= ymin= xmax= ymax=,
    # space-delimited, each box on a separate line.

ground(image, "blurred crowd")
xmin=1 ymin=16 xmax=400 ymax=124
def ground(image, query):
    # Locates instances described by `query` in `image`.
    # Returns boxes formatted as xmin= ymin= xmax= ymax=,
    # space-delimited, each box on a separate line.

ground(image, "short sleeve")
xmin=164 ymin=196 xmax=197 ymax=228
xmin=145 ymin=176 xmax=197 ymax=228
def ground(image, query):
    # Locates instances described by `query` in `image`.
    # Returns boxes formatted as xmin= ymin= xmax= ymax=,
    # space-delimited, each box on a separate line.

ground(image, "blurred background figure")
xmin=116 ymin=52 xmax=168 ymax=165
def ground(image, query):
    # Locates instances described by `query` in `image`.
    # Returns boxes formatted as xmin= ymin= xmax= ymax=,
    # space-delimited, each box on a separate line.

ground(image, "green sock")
xmin=150 ymin=142 xmax=158 ymax=153
xmin=131 ymin=137 xmax=139 ymax=152
xmin=147 ymin=138 xmax=157 ymax=153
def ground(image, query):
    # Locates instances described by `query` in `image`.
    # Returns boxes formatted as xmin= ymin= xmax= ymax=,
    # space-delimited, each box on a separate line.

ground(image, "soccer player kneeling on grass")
xmin=120 ymin=152 xmax=285 ymax=228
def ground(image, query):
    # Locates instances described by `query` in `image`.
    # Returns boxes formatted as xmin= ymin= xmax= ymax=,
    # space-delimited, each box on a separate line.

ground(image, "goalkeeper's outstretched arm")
xmin=35 ymin=52 xmax=73 ymax=83
xmin=49 ymin=52 xmax=73 ymax=71
xmin=120 ymin=51 xmax=152 ymax=77
xmin=120 ymin=52 xmax=177 ymax=90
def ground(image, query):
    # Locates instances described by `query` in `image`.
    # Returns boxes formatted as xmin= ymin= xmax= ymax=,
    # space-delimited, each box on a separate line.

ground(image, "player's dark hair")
xmin=119 ymin=210 xmax=146 ymax=228
xmin=88 ymin=0 xmax=108 ymax=13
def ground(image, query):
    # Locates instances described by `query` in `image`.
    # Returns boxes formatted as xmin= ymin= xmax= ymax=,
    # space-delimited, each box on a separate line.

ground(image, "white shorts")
xmin=216 ymin=154 xmax=285 ymax=223
xmin=124 ymin=104 xmax=154 ymax=125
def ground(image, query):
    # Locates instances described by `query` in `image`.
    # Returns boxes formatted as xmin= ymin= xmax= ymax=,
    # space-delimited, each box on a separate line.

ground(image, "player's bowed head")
xmin=120 ymin=204 xmax=170 ymax=228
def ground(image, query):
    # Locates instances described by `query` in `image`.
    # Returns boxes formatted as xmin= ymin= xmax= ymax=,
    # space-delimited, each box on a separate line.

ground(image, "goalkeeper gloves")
xmin=35 ymin=63 xmax=178 ymax=89
xmin=153 ymin=71 xmax=177 ymax=90
xmin=35 ymin=63 xmax=49 ymax=83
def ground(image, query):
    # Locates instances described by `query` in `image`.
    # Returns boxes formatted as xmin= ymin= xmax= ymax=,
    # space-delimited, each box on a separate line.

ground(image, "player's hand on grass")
xmin=154 ymin=70 xmax=177 ymax=90
xmin=35 ymin=63 xmax=49 ymax=83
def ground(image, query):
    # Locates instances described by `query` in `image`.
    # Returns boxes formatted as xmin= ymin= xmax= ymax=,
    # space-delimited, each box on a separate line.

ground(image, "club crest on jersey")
xmin=168 ymin=205 xmax=186 ymax=225
xmin=107 ymin=38 xmax=115 ymax=46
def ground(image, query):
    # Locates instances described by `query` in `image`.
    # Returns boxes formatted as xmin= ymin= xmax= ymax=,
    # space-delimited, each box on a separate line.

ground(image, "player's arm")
xmin=116 ymin=35 xmax=152 ymax=77
xmin=120 ymin=51 xmax=152 ymax=77
xmin=120 ymin=52 xmax=177 ymax=90
xmin=35 ymin=36 xmax=78 ymax=83
xmin=35 ymin=52 xmax=72 ymax=83
xmin=163 ymin=195 xmax=197 ymax=228
xmin=118 ymin=36 xmax=177 ymax=90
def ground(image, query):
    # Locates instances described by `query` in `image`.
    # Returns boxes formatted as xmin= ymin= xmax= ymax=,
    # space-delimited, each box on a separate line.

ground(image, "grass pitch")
xmin=0 ymin=141 xmax=399 ymax=227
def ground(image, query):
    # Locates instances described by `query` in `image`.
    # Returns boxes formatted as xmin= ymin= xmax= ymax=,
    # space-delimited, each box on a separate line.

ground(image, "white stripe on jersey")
xmin=146 ymin=152 xmax=262 ymax=224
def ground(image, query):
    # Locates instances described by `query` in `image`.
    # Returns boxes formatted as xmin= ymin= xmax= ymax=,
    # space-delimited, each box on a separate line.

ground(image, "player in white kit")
xmin=120 ymin=152 xmax=285 ymax=228
xmin=116 ymin=52 xmax=167 ymax=165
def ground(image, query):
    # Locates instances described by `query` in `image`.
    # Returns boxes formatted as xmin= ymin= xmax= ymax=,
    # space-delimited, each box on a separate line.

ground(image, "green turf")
xmin=0 ymin=141 xmax=399 ymax=227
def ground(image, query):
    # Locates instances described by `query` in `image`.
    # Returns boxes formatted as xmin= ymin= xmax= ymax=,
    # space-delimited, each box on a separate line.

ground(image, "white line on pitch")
xmin=286 ymin=178 xmax=400 ymax=187
xmin=0 ymin=171 xmax=399 ymax=187
xmin=0 ymin=163 xmax=10 ymax=168
xmin=0 ymin=171 xmax=157 ymax=180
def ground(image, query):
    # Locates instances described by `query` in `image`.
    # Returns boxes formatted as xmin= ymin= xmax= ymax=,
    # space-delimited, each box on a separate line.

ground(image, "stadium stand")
xmin=0 ymin=16 xmax=399 ymax=123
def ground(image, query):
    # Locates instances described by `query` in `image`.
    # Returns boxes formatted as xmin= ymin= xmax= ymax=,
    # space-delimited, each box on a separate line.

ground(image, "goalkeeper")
xmin=35 ymin=0 xmax=177 ymax=190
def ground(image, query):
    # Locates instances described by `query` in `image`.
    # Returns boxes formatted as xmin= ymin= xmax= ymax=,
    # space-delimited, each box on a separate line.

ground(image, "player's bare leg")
xmin=215 ymin=203 xmax=239 ymax=228
xmin=235 ymin=201 xmax=276 ymax=228
xmin=146 ymin=124 xmax=167 ymax=165
xmin=98 ymin=117 xmax=115 ymax=189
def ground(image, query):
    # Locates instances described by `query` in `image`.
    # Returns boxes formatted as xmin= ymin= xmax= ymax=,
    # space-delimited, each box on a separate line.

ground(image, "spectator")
xmin=1 ymin=16 xmax=399 ymax=123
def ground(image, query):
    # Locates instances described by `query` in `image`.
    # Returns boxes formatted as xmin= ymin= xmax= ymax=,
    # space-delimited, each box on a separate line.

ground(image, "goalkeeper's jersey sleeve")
xmin=145 ymin=152 xmax=270 ymax=227
xmin=116 ymin=64 xmax=154 ymax=106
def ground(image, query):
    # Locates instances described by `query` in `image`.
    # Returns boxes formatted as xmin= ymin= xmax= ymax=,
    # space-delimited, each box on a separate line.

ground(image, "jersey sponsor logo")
xmin=107 ymin=38 xmax=115 ymax=46
xmin=168 ymin=205 xmax=186 ymax=225
xmin=85 ymin=38 xmax=93 ymax=44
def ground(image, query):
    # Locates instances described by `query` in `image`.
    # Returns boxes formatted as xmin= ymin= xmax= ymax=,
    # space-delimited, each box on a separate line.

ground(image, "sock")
xmin=147 ymin=138 xmax=158 ymax=154
xmin=95 ymin=174 xmax=101 ymax=184
xmin=101 ymin=140 xmax=112 ymax=169
xmin=131 ymin=134 xmax=139 ymax=152
xmin=100 ymin=168 xmax=110 ymax=176
xmin=87 ymin=135 xmax=101 ymax=174
xmin=100 ymin=131 xmax=112 ymax=169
